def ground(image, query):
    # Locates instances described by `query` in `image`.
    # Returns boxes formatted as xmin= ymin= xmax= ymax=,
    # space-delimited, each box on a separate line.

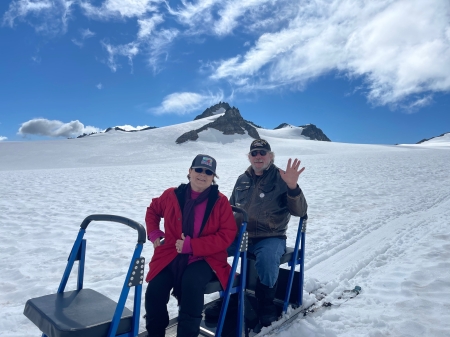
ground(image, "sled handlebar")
xmin=231 ymin=206 xmax=248 ymax=223
xmin=80 ymin=214 xmax=146 ymax=244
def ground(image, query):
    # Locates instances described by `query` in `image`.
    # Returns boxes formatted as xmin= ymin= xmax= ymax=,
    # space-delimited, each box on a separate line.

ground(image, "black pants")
xmin=145 ymin=260 xmax=214 ymax=337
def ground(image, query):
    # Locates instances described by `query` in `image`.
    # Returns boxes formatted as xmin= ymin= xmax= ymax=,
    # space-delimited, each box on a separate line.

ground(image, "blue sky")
xmin=0 ymin=0 xmax=449 ymax=144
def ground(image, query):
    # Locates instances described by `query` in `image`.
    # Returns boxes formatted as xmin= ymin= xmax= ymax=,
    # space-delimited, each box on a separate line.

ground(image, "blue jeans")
xmin=227 ymin=237 xmax=286 ymax=288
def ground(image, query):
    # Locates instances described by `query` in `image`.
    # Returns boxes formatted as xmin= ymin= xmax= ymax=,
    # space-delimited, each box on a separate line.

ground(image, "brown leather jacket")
xmin=229 ymin=164 xmax=307 ymax=239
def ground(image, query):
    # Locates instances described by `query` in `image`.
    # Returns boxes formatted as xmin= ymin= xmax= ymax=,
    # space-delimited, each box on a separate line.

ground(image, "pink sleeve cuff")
xmin=148 ymin=229 xmax=165 ymax=243
xmin=181 ymin=235 xmax=193 ymax=254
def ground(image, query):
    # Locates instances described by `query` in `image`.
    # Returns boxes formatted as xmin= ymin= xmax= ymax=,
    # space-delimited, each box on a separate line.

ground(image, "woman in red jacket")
xmin=144 ymin=154 xmax=237 ymax=337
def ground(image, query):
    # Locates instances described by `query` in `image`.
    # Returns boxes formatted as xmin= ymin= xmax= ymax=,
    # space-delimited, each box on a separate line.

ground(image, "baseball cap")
xmin=191 ymin=154 xmax=217 ymax=176
xmin=250 ymin=139 xmax=271 ymax=151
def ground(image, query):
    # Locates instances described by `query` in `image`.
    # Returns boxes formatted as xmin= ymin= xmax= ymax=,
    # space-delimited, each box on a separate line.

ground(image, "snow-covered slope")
xmin=397 ymin=132 xmax=450 ymax=148
xmin=1 ymin=119 xmax=450 ymax=337
xmin=418 ymin=132 xmax=450 ymax=146
xmin=259 ymin=125 xmax=309 ymax=140
xmin=0 ymin=115 xmax=225 ymax=170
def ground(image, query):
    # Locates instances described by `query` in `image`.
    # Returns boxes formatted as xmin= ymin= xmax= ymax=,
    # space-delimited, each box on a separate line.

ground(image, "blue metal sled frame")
xmin=25 ymin=214 xmax=146 ymax=337
xmin=215 ymin=206 xmax=249 ymax=337
xmin=213 ymin=214 xmax=308 ymax=337
xmin=282 ymin=214 xmax=308 ymax=313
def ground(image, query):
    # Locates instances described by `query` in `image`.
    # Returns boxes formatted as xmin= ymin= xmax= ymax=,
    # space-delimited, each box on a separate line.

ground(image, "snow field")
xmin=0 ymin=123 xmax=449 ymax=336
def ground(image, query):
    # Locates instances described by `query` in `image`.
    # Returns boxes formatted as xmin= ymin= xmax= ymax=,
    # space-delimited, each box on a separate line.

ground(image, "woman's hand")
xmin=153 ymin=238 xmax=161 ymax=249
xmin=175 ymin=233 xmax=185 ymax=253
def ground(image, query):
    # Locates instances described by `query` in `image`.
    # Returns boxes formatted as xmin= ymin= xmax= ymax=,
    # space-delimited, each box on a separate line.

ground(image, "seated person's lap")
xmin=227 ymin=237 xmax=286 ymax=287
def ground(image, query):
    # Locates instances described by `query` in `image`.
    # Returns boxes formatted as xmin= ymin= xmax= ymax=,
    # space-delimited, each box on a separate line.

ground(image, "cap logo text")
xmin=201 ymin=157 xmax=213 ymax=166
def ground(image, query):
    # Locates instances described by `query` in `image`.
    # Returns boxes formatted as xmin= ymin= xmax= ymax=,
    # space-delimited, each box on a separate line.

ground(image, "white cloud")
xmin=96 ymin=83 xmax=103 ymax=89
xmin=209 ymin=0 xmax=450 ymax=107
xmin=71 ymin=39 xmax=83 ymax=47
xmin=80 ymin=0 xmax=160 ymax=19
xmin=98 ymin=13 xmax=170 ymax=73
xmin=102 ymin=41 xmax=140 ymax=72
xmin=150 ymin=91 xmax=224 ymax=115
xmin=31 ymin=55 xmax=42 ymax=63
xmin=402 ymin=95 xmax=434 ymax=113
xmin=145 ymin=28 xmax=179 ymax=71
xmin=72 ymin=28 xmax=95 ymax=47
xmin=100 ymin=18 xmax=176 ymax=73
xmin=167 ymin=0 xmax=219 ymax=30
xmin=81 ymin=27 xmax=95 ymax=39
xmin=213 ymin=0 xmax=274 ymax=36
xmin=2 ymin=0 xmax=52 ymax=27
xmin=167 ymin=0 xmax=292 ymax=36
xmin=137 ymin=14 xmax=164 ymax=39
xmin=0 ymin=136 xmax=7 ymax=141
xmin=82 ymin=125 xmax=102 ymax=134
xmin=3 ymin=0 xmax=74 ymax=35
xmin=4 ymin=0 xmax=449 ymax=109
xmin=18 ymin=118 xmax=101 ymax=138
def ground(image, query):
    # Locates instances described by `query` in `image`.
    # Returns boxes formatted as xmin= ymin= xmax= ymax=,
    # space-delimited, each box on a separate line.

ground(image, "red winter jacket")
xmin=145 ymin=184 xmax=237 ymax=290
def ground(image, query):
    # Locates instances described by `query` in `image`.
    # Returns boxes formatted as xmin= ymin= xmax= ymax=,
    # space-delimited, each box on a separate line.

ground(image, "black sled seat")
xmin=23 ymin=214 xmax=146 ymax=337
xmin=24 ymin=289 xmax=133 ymax=337
xmin=204 ymin=276 xmax=240 ymax=294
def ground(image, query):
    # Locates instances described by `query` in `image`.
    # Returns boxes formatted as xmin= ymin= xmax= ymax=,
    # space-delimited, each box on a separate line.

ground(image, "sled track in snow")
xmin=248 ymin=192 xmax=450 ymax=337
xmin=305 ymin=192 xmax=450 ymax=293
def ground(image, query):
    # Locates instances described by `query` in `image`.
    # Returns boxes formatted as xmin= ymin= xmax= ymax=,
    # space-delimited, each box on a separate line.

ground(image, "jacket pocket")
xmin=259 ymin=183 xmax=275 ymax=201
xmin=235 ymin=186 xmax=250 ymax=206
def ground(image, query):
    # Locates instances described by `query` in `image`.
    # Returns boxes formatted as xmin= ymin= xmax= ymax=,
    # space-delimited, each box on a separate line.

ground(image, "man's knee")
xmin=252 ymin=239 xmax=285 ymax=287
xmin=258 ymin=250 xmax=282 ymax=265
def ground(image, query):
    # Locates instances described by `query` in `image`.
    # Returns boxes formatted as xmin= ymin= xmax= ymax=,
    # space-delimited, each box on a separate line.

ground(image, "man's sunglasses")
xmin=194 ymin=167 xmax=214 ymax=176
xmin=250 ymin=150 xmax=268 ymax=157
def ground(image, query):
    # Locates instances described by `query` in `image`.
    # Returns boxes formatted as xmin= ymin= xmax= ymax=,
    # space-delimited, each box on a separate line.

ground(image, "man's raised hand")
xmin=279 ymin=158 xmax=305 ymax=189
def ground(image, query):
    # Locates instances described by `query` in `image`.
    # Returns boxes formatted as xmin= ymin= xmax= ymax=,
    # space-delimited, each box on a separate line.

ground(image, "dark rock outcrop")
xmin=298 ymin=124 xmax=331 ymax=141
xmin=416 ymin=132 xmax=449 ymax=144
xmin=177 ymin=106 xmax=260 ymax=144
xmin=76 ymin=132 xmax=98 ymax=138
xmin=274 ymin=123 xmax=291 ymax=130
xmin=175 ymin=130 xmax=199 ymax=144
xmin=246 ymin=120 xmax=262 ymax=128
xmin=140 ymin=126 xmax=158 ymax=131
xmin=273 ymin=123 xmax=331 ymax=141
xmin=73 ymin=125 xmax=158 ymax=139
xmin=194 ymin=102 xmax=231 ymax=120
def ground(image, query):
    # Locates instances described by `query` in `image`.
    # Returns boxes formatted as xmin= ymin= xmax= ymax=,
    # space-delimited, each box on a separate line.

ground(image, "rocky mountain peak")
xmin=299 ymin=124 xmax=330 ymax=141
xmin=175 ymin=103 xmax=331 ymax=144
xmin=194 ymin=102 xmax=231 ymax=120
xmin=176 ymin=104 xmax=260 ymax=144
xmin=274 ymin=123 xmax=293 ymax=129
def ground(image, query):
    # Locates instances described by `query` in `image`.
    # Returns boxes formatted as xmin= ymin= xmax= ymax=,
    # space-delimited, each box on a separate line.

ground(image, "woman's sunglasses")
xmin=194 ymin=167 xmax=214 ymax=176
xmin=250 ymin=150 xmax=268 ymax=157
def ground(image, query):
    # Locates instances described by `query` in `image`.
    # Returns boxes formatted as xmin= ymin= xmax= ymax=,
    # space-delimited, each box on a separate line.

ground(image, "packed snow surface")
xmin=1 ymin=120 xmax=449 ymax=337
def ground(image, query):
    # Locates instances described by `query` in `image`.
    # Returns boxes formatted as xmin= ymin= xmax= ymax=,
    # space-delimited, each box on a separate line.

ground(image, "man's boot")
xmin=255 ymin=279 xmax=279 ymax=327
